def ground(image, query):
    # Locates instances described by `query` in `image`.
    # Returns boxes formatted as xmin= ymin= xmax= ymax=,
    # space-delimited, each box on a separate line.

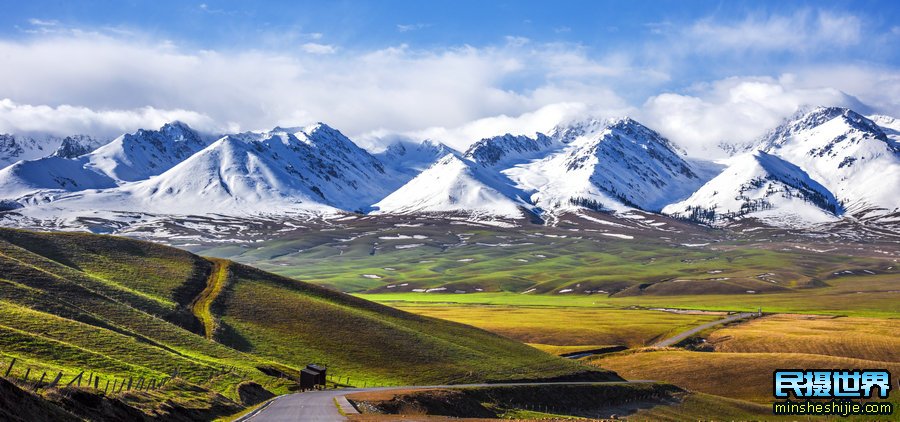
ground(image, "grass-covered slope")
xmin=212 ymin=263 xmax=604 ymax=385
xmin=0 ymin=228 xmax=612 ymax=402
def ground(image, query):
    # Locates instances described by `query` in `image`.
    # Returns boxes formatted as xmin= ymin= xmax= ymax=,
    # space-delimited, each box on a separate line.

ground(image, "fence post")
xmin=24 ymin=367 xmax=31 ymax=382
xmin=127 ymin=377 xmax=133 ymax=390
xmin=66 ymin=371 xmax=84 ymax=387
xmin=35 ymin=372 xmax=47 ymax=391
xmin=48 ymin=372 xmax=63 ymax=388
xmin=4 ymin=358 xmax=15 ymax=377
xmin=94 ymin=376 xmax=99 ymax=390
xmin=104 ymin=379 xmax=110 ymax=393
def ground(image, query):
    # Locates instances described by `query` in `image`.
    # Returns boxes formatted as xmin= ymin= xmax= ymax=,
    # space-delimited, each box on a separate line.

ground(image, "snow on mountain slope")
xmin=0 ymin=122 xmax=208 ymax=201
xmin=663 ymin=151 xmax=842 ymax=227
xmin=870 ymin=114 xmax=900 ymax=141
xmin=0 ymin=156 xmax=118 ymax=201
xmin=758 ymin=107 xmax=900 ymax=214
xmin=547 ymin=118 xmax=606 ymax=144
xmin=372 ymin=154 xmax=524 ymax=218
xmin=0 ymin=134 xmax=54 ymax=167
xmin=289 ymin=123 xmax=403 ymax=209
xmin=84 ymin=121 xmax=214 ymax=182
xmin=51 ymin=135 xmax=107 ymax=158
xmin=0 ymin=134 xmax=106 ymax=167
xmin=375 ymin=139 xmax=456 ymax=177
xmin=505 ymin=118 xmax=709 ymax=213
xmin=464 ymin=133 xmax=555 ymax=166
xmin=44 ymin=123 xmax=401 ymax=215
xmin=55 ymin=135 xmax=332 ymax=215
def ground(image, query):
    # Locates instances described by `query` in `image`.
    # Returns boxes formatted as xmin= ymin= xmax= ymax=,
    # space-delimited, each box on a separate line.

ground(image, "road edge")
xmin=232 ymin=394 xmax=285 ymax=422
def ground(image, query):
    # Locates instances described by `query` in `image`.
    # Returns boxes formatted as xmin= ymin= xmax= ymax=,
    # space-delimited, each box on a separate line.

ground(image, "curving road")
xmin=652 ymin=312 xmax=758 ymax=348
xmin=239 ymin=381 xmax=654 ymax=422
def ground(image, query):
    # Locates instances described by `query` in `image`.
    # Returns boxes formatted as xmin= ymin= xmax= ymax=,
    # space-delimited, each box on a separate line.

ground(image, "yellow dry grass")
xmin=591 ymin=350 xmax=900 ymax=403
xmin=393 ymin=305 xmax=720 ymax=347
xmin=707 ymin=314 xmax=900 ymax=363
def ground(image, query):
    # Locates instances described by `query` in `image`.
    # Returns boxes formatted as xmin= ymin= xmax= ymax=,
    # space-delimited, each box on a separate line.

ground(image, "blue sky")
xmin=0 ymin=0 xmax=898 ymax=155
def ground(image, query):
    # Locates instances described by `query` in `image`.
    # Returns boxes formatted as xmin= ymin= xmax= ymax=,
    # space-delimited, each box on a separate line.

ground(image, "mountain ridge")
xmin=0 ymin=106 xmax=896 ymax=232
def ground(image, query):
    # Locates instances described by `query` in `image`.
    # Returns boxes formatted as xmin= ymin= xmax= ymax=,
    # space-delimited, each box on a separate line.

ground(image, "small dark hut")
xmin=299 ymin=364 xmax=327 ymax=390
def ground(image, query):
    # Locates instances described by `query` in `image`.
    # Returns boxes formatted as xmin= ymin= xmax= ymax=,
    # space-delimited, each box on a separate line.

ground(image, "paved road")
xmin=240 ymin=381 xmax=653 ymax=422
xmin=652 ymin=312 xmax=758 ymax=347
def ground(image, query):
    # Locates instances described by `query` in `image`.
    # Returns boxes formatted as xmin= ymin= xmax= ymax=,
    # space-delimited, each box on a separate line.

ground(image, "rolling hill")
xmin=0 ymin=228 xmax=615 ymax=419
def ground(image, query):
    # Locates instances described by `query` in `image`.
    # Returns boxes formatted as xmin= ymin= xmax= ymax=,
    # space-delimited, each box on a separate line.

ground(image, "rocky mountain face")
xmin=503 ymin=118 xmax=708 ymax=213
xmin=0 ymin=106 xmax=896 ymax=230
xmin=0 ymin=133 xmax=107 ymax=166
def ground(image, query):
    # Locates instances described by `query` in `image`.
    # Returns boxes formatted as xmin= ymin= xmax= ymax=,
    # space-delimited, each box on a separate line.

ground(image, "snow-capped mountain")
xmin=0 ymin=122 xmax=211 ymax=201
xmin=547 ymin=118 xmax=606 ymax=144
xmin=43 ymin=123 xmax=402 ymax=214
xmin=505 ymin=118 xmax=710 ymax=213
xmin=464 ymin=133 xmax=555 ymax=166
xmin=756 ymin=107 xmax=899 ymax=214
xmin=0 ymin=107 xmax=896 ymax=233
xmin=869 ymin=114 xmax=900 ymax=141
xmin=374 ymin=122 xmax=707 ymax=218
xmin=84 ymin=121 xmax=214 ymax=182
xmin=51 ymin=135 xmax=107 ymax=159
xmin=375 ymin=139 xmax=456 ymax=177
xmin=663 ymin=151 xmax=842 ymax=226
xmin=0 ymin=133 xmax=106 ymax=167
xmin=0 ymin=134 xmax=53 ymax=167
xmin=372 ymin=154 xmax=524 ymax=217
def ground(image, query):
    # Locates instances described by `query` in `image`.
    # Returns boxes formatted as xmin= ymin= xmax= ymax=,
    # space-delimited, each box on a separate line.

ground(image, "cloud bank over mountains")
xmin=0 ymin=9 xmax=897 ymax=157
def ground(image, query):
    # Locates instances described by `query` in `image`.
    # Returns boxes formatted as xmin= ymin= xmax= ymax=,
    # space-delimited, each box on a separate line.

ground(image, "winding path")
xmin=190 ymin=258 xmax=229 ymax=339
xmin=240 ymin=381 xmax=655 ymax=422
xmin=652 ymin=312 xmax=758 ymax=348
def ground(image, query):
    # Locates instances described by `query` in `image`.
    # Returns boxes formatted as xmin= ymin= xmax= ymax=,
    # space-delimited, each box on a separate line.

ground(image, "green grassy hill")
xmin=0 ymin=228 xmax=614 ymax=419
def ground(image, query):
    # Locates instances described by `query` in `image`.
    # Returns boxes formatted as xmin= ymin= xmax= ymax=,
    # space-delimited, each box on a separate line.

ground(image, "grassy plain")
xmin=193 ymin=214 xmax=898 ymax=299
xmin=379 ymin=306 xmax=719 ymax=347
xmin=359 ymin=271 xmax=900 ymax=317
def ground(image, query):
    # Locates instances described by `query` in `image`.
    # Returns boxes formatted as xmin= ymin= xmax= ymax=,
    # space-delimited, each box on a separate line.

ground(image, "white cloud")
xmin=27 ymin=18 xmax=58 ymax=27
xmin=0 ymin=10 xmax=895 ymax=157
xmin=396 ymin=23 xmax=430 ymax=33
xmin=639 ymin=75 xmax=869 ymax=157
xmin=0 ymin=32 xmax=651 ymax=144
xmin=684 ymin=10 xmax=861 ymax=53
xmin=375 ymin=102 xmax=629 ymax=151
xmin=0 ymin=98 xmax=224 ymax=138
xmin=300 ymin=42 xmax=336 ymax=54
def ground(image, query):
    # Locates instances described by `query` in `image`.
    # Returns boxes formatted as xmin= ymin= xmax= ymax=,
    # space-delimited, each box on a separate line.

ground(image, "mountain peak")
xmin=463 ymin=132 xmax=554 ymax=166
xmin=51 ymin=135 xmax=104 ymax=159
xmin=549 ymin=118 xmax=605 ymax=144
xmin=373 ymin=152 xmax=524 ymax=217
xmin=760 ymin=106 xmax=888 ymax=151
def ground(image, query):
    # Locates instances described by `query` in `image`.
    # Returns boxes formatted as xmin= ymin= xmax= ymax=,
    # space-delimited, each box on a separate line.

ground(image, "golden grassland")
xmin=707 ymin=314 xmax=900 ymax=363
xmin=387 ymin=305 xmax=720 ymax=347
xmin=591 ymin=350 xmax=900 ymax=404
